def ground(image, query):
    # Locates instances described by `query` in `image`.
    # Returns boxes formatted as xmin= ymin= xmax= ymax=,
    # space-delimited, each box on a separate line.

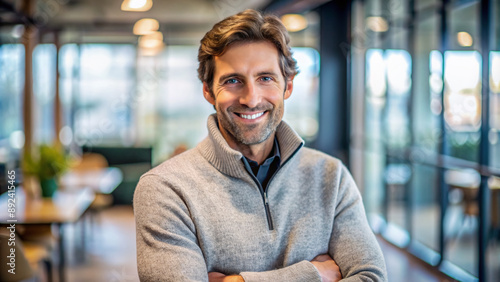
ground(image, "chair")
xmin=17 ymin=225 xmax=56 ymax=251
xmin=444 ymin=169 xmax=480 ymax=217
xmin=444 ymin=169 xmax=500 ymax=240
xmin=0 ymin=232 xmax=52 ymax=282
xmin=489 ymin=176 xmax=500 ymax=237
xmin=23 ymin=241 xmax=53 ymax=282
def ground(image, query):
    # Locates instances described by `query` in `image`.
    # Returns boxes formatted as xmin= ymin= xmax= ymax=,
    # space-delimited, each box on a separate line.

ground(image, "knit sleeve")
xmin=134 ymin=174 xmax=208 ymax=282
xmin=239 ymin=260 xmax=321 ymax=282
xmin=329 ymin=164 xmax=388 ymax=281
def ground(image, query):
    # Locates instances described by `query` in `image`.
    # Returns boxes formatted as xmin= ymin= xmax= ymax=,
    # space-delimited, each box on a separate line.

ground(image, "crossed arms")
xmin=208 ymin=254 xmax=342 ymax=282
xmin=134 ymin=166 xmax=387 ymax=282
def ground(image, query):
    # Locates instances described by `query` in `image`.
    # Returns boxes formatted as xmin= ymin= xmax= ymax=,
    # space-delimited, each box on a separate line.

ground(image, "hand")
xmin=208 ymin=272 xmax=245 ymax=282
xmin=311 ymin=254 xmax=342 ymax=282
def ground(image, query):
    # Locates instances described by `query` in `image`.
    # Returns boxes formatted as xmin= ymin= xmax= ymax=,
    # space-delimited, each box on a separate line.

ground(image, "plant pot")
xmin=40 ymin=178 xmax=58 ymax=198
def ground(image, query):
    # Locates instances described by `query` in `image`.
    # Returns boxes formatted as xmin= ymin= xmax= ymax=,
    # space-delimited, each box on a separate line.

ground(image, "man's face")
xmin=203 ymin=41 xmax=293 ymax=147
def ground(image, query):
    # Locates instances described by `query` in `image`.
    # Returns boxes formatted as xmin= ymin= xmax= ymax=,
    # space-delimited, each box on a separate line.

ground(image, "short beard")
xmin=227 ymin=119 xmax=274 ymax=145
xmin=216 ymin=105 xmax=282 ymax=146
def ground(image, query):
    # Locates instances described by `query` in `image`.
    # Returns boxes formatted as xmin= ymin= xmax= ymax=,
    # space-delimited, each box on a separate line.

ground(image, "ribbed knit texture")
xmin=134 ymin=114 xmax=387 ymax=281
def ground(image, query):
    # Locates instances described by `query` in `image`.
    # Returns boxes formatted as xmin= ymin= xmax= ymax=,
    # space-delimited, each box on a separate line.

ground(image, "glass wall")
xmin=0 ymin=43 xmax=24 ymax=195
xmin=486 ymin=1 xmax=500 ymax=279
xmin=146 ymin=45 xmax=212 ymax=162
xmin=33 ymin=44 xmax=57 ymax=144
xmin=352 ymin=0 xmax=500 ymax=280
xmin=20 ymin=42 xmax=320 ymax=165
xmin=0 ymin=44 xmax=24 ymax=162
xmin=411 ymin=11 xmax=441 ymax=259
xmin=69 ymin=44 xmax=137 ymax=147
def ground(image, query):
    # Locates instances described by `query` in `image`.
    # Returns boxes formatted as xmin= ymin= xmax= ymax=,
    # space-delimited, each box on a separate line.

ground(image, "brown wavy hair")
xmin=197 ymin=9 xmax=298 ymax=93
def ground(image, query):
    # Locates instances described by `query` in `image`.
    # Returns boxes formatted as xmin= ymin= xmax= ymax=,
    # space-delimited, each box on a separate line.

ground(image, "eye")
xmin=224 ymin=78 xmax=240 ymax=84
xmin=260 ymin=76 xmax=273 ymax=82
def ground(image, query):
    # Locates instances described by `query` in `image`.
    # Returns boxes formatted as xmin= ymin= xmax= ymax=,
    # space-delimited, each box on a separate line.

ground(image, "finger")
xmin=312 ymin=254 xmax=332 ymax=262
xmin=208 ymin=272 xmax=225 ymax=278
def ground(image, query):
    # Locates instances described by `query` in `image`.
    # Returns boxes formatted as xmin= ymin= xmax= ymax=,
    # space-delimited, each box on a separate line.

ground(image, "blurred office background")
xmin=0 ymin=0 xmax=499 ymax=281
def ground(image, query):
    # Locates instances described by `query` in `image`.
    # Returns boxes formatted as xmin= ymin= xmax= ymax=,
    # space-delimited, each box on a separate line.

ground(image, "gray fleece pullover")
xmin=134 ymin=115 xmax=387 ymax=281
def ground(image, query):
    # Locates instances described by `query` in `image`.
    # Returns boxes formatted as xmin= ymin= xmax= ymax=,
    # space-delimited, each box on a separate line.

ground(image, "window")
xmin=33 ymin=44 xmax=57 ymax=144
xmin=62 ymin=44 xmax=136 ymax=147
xmin=0 ymin=44 xmax=24 ymax=150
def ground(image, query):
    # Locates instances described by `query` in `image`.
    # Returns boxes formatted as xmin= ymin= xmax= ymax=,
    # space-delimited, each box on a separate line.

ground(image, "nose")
xmin=239 ymin=81 xmax=261 ymax=108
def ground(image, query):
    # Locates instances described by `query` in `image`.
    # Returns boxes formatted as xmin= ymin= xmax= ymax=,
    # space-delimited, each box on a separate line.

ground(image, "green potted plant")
xmin=23 ymin=144 xmax=70 ymax=197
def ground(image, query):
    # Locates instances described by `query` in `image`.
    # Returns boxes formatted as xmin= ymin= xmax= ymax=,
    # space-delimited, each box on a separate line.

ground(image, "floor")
xmin=387 ymin=201 xmax=500 ymax=280
xmin=376 ymin=238 xmax=454 ymax=282
xmin=29 ymin=206 xmax=456 ymax=282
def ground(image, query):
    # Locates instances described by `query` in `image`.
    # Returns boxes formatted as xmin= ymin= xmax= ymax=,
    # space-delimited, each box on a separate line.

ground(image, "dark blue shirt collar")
xmin=242 ymin=137 xmax=281 ymax=191
xmin=245 ymin=137 xmax=280 ymax=167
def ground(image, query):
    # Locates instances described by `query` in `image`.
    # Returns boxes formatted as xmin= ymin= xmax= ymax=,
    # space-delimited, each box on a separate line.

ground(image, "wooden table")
xmin=59 ymin=167 xmax=123 ymax=194
xmin=0 ymin=187 xmax=95 ymax=282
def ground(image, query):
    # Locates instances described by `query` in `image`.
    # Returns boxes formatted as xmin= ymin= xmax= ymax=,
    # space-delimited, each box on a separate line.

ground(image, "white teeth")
xmin=240 ymin=112 xmax=264 ymax=120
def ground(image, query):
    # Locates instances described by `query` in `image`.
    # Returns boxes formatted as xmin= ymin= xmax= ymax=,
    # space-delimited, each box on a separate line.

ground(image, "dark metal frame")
xmin=313 ymin=0 xmax=351 ymax=164
xmin=437 ymin=0 xmax=449 ymax=273
xmin=478 ymin=0 xmax=492 ymax=280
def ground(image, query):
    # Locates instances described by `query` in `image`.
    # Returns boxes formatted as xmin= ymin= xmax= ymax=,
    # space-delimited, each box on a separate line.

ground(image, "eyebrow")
xmin=256 ymin=71 xmax=279 ymax=77
xmin=217 ymin=71 xmax=280 ymax=84
xmin=218 ymin=73 xmax=241 ymax=85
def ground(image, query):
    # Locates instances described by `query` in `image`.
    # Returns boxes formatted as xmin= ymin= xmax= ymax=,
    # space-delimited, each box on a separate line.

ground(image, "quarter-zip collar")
xmin=197 ymin=114 xmax=304 ymax=179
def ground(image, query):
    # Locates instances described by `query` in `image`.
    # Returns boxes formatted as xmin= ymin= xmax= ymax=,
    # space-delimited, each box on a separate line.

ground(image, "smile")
xmin=237 ymin=112 xmax=265 ymax=120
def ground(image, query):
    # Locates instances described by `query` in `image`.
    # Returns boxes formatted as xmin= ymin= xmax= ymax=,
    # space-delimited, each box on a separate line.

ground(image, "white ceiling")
xmin=0 ymin=0 xmax=272 ymax=44
xmin=49 ymin=0 xmax=270 ymax=26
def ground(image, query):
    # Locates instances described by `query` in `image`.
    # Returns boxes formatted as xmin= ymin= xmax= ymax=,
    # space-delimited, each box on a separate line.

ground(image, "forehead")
xmin=213 ymin=41 xmax=281 ymax=76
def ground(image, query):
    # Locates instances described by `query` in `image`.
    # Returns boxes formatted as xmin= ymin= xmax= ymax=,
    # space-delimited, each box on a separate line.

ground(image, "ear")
xmin=203 ymin=82 xmax=215 ymax=105
xmin=284 ymin=75 xmax=294 ymax=100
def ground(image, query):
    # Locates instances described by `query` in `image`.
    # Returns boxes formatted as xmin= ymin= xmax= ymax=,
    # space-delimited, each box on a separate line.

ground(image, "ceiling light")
xmin=457 ymin=31 xmax=473 ymax=47
xmin=280 ymin=14 xmax=308 ymax=32
xmin=138 ymin=31 xmax=165 ymax=56
xmin=366 ymin=17 xmax=388 ymax=32
xmin=133 ymin=18 xmax=159 ymax=35
xmin=138 ymin=31 xmax=163 ymax=49
xmin=121 ymin=0 xmax=153 ymax=12
xmin=11 ymin=24 xmax=24 ymax=38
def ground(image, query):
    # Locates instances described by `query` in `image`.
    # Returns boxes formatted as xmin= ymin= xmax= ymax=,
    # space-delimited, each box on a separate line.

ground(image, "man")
xmin=134 ymin=9 xmax=387 ymax=282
